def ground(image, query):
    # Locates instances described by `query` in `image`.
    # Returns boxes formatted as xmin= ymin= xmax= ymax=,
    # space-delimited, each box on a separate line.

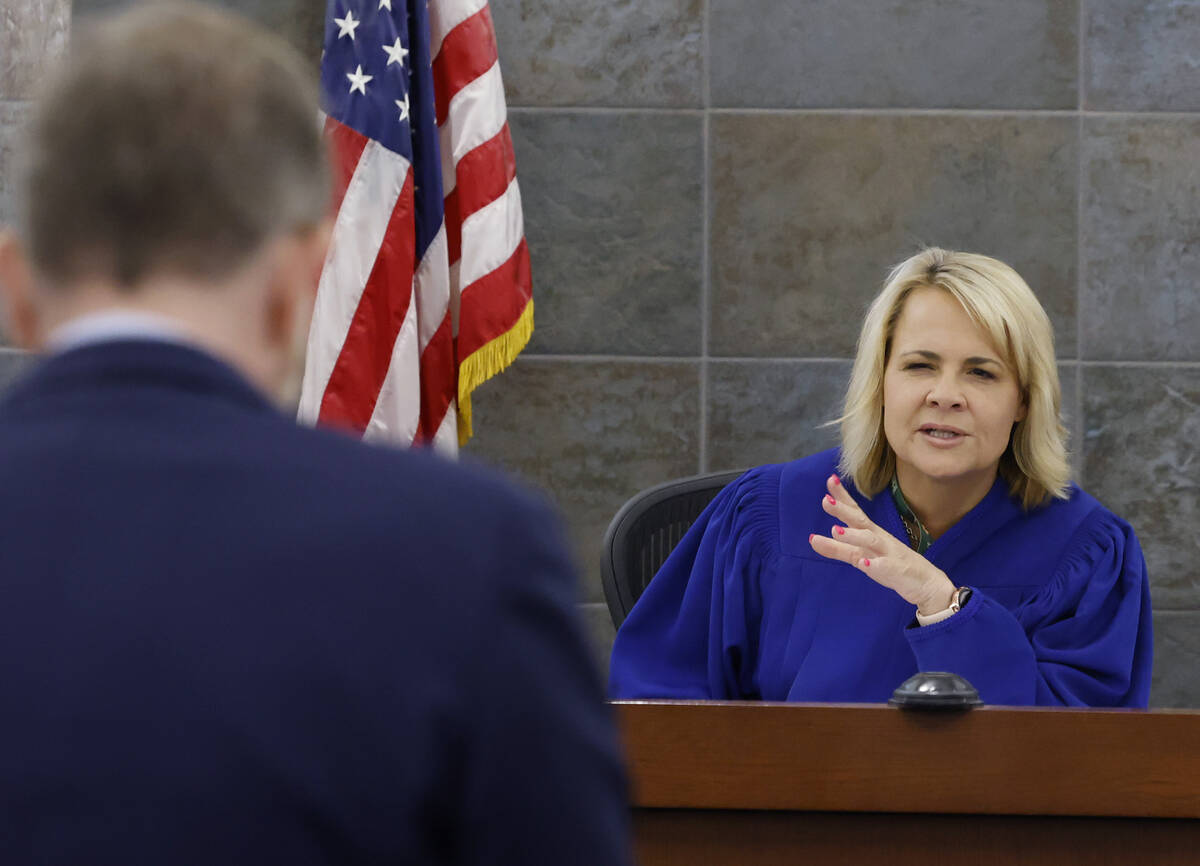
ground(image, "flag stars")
xmin=382 ymin=37 xmax=409 ymax=68
xmin=347 ymin=64 xmax=374 ymax=95
xmin=378 ymin=0 xmax=392 ymax=9
xmin=395 ymin=94 xmax=410 ymax=123
xmin=334 ymin=10 xmax=360 ymax=39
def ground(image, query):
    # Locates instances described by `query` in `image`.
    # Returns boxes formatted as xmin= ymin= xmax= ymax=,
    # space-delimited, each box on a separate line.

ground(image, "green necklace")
xmin=890 ymin=476 xmax=933 ymax=554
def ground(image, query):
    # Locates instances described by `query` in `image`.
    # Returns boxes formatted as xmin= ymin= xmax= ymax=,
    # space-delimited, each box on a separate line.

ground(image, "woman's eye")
xmin=969 ymin=368 xmax=996 ymax=379
xmin=903 ymin=362 xmax=931 ymax=371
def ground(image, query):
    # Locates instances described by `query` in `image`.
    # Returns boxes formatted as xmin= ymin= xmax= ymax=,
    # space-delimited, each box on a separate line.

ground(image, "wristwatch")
xmin=915 ymin=586 xmax=973 ymax=627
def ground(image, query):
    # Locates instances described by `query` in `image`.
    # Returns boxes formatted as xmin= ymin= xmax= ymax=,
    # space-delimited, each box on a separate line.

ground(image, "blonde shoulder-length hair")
xmin=838 ymin=248 xmax=1070 ymax=510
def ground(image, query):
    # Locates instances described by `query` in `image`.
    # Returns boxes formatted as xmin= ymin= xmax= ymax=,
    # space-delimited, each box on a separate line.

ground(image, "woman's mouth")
xmin=918 ymin=425 xmax=966 ymax=445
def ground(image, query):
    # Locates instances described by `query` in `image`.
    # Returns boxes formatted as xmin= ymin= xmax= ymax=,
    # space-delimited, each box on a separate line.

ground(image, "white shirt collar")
xmin=46 ymin=310 xmax=192 ymax=354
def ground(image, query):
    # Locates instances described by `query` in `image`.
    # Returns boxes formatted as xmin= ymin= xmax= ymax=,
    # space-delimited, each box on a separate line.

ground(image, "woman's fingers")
xmin=822 ymin=474 xmax=873 ymax=530
xmin=830 ymin=523 xmax=878 ymax=551
xmin=808 ymin=532 xmax=888 ymax=573
xmin=807 ymin=532 xmax=864 ymax=566
xmin=810 ymin=474 xmax=908 ymax=582
xmin=809 ymin=475 xmax=954 ymax=607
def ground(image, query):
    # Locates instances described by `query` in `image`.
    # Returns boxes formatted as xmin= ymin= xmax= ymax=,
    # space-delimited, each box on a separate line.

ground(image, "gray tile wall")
xmin=469 ymin=0 xmax=1200 ymax=708
xmin=1 ymin=0 xmax=68 ymax=230
xmin=2 ymin=1 xmax=1197 ymax=705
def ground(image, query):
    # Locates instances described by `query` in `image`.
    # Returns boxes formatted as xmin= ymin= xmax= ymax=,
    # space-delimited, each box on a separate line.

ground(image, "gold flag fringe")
xmin=456 ymin=299 xmax=534 ymax=446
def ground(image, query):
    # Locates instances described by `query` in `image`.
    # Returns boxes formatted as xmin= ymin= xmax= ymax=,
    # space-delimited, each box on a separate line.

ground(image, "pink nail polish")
xmin=808 ymin=533 xmax=815 ymax=543
xmin=832 ymin=474 xmax=841 ymax=486
xmin=863 ymin=558 xmax=871 ymax=567
xmin=835 ymin=526 xmax=845 ymax=536
xmin=826 ymin=495 xmax=836 ymax=506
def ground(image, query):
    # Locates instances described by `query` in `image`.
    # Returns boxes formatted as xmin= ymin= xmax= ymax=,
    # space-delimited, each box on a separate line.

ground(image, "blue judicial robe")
xmin=609 ymin=449 xmax=1153 ymax=707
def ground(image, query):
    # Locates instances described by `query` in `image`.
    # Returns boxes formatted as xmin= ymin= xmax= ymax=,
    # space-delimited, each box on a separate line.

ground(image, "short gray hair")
xmin=18 ymin=1 xmax=329 ymax=289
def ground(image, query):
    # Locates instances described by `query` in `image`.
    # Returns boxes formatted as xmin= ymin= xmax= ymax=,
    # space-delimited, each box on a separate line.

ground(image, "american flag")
xmin=299 ymin=0 xmax=532 ymax=452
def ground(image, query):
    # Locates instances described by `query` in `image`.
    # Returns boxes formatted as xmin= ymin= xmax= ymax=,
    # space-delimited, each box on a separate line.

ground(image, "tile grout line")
xmin=704 ymin=356 xmax=852 ymax=364
xmin=1076 ymin=0 xmax=1086 ymax=487
xmin=514 ymin=353 xmax=1200 ymax=368
xmin=509 ymin=105 xmax=703 ymax=115
xmin=1077 ymin=359 xmax=1200 ymax=368
xmin=701 ymin=0 xmax=712 ymax=110
xmin=519 ymin=354 xmax=702 ymax=364
xmin=1075 ymin=360 xmax=1084 ymax=484
xmin=709 ymin=107 xmax=1083 ymax=117
xmin=509 ymin=106 xmax=1200 ymax=119
xmin=698 ymin=0 xmax=711 ymax=474
xmin=1078 ymin=0 xmax=1088 ymax=113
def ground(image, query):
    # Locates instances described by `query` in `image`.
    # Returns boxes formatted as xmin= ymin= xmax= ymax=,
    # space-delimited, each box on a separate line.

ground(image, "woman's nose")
xmin=926 ymin=375 xmax=964 ymax=409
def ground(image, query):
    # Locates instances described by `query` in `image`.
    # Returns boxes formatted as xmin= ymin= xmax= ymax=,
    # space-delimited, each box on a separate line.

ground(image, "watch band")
xmin=915 ymin=586 xmax=973 ymax=627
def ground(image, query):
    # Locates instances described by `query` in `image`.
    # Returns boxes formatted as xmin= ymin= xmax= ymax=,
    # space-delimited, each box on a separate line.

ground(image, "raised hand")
xmin=808 ymin=474 xmax=957 ymax=616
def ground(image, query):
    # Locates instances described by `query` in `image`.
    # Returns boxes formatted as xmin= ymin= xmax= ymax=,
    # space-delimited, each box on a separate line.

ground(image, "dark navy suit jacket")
xmin=0 ymin=340 xmax=630 ymax=865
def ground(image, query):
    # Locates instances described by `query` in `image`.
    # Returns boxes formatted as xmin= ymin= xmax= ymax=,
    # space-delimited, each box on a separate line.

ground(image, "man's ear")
xmin=303 ymin=219 xmax=332 ymax=298
xmin=0 ymin=230 xmax=44 ymax=350
xmin=263 ymin=220 xmax=331 ymax=349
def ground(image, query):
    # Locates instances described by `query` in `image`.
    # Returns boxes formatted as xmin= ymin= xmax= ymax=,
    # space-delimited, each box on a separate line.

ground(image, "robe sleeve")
xmin=904 ymin=509 xmax=1153 ymax=707
xmin=608 ymin=467 xmax=778 ymax=700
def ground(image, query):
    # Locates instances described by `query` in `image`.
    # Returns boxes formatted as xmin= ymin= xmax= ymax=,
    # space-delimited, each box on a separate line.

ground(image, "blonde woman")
xmin=610 ymin=248 xmax=1152 ymax=706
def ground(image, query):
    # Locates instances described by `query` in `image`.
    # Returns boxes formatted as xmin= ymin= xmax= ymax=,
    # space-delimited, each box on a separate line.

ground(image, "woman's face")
xmin=882 ymin=287 xmax=1027 ymax=493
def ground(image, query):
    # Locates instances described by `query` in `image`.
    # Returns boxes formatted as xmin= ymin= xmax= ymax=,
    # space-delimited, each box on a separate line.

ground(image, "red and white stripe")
xmin=299 ymin=116 xmax=456 ymax=448
xmin=300 ymin=0 xmax=525 ymax=452
xmin=432 ymin=0 xmax=530 ymax=414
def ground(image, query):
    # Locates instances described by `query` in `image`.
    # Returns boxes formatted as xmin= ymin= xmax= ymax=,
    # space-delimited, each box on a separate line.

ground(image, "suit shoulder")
xmin=235 ymin=422 xmax=564 ymax=595
xmin=277 ymin=422 xmax=547 ymax=517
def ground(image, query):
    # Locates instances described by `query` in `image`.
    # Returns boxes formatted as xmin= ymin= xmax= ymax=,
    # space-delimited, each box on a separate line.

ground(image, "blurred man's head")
xmin=0 ymin=1 xmax=330 ymax=399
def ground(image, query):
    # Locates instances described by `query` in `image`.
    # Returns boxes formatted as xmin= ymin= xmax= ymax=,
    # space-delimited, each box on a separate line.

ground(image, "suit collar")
xmin=0 ymin=339 xmax=277 ymax=417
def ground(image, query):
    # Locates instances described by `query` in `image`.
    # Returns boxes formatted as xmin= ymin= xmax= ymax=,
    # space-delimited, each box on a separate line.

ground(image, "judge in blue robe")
xmin=610 ymin=249 xmax=1152 ymax=707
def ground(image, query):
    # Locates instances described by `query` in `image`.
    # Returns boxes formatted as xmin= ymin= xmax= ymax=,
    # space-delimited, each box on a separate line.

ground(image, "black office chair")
xmin=601 ymin=469 xmax=746 ymax=630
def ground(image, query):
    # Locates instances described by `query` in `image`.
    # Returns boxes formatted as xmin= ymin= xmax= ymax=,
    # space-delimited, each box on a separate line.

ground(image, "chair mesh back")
xmin=601 ymin=470 xmax=744 ymax=629
xmin=626 ymin=491 xmax=724 ymax=597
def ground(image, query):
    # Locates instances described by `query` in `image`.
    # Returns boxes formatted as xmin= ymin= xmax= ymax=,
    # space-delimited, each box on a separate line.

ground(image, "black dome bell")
xmin=889 ymin=671 xmax=982 ymax=710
